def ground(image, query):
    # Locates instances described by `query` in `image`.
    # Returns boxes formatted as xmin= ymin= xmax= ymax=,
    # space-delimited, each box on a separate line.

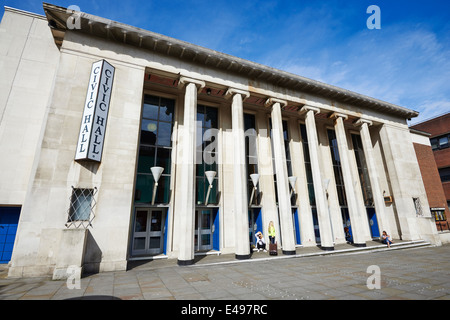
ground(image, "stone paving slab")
xmin=0 ymin=243 xmax=449 ymax=301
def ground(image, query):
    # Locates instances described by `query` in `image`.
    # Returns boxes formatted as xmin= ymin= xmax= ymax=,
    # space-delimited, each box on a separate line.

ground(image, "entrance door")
xmin=292 ymin=208 xmax=301 ymax=245
xmin=0 ymin=207 xmax=21 ymax=264
xmin=195 ymin=209 xmax=220 ymax=251
xmin=195 ymin=209 xmax=213 ymax=251
xmin=366 ymin=207 xmax=380 ymax=238
xmin=132 ymin=208 xmax=166 ymax=256
xmin=248 ymin=209 xmax=262 ymax=246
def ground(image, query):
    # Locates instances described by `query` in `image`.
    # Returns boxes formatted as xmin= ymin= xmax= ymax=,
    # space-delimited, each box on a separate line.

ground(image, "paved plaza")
xmin=1 ymin=243 xmax=449 ymax=301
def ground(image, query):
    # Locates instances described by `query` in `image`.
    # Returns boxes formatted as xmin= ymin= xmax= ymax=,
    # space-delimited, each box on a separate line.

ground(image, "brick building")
xmin=410 ymin=113 xmax=450 ymax=231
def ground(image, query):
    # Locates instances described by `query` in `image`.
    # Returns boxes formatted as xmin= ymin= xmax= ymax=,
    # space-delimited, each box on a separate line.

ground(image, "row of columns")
xmin=175 ymin=76 xmax=387 ymax=264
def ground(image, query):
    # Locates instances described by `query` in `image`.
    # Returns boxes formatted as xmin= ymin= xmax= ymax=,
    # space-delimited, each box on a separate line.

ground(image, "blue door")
xmin=212 ymin=209 xmax=220 ymax=251
xmin=0 ymin=207 xmax=21 ymax=264
xmin=292 ymin=208 xmax=301 ymax=245
xmin=248 ymin=209 xmax=262 ymax=245
xmin=366 ymin=208 xmax=380 ymax=238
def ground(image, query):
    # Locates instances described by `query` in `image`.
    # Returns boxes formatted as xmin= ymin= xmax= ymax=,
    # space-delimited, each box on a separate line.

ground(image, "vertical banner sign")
xmin=75 ymin=60 xmax=115 ymax=162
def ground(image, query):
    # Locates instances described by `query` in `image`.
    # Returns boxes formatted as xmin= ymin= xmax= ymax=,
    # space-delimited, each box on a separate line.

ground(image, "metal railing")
xmin=435 ymin=220 xmax=450 ymax=232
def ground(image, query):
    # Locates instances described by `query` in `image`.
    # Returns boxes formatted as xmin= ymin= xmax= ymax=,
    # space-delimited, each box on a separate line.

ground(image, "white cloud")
xmin=262 ymin=21 xmax=450 ymax=123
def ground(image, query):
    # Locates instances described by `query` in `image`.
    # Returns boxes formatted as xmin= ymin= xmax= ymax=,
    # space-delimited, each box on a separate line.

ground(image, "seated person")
xmin=254 ymin=231 xmax=267 ymax=252
xmin=382 ymin=231 xmax=393 ymax=248
xmin=344 ymin=227 xmax=353 ymax=244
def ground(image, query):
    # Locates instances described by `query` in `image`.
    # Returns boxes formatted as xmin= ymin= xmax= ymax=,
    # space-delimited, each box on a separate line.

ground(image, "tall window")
xmin=134 ymin=95 xmax=175 ymax=204
xmin=196 ymin=105 xmax=219 ymax=205
xmin=300 ymin=124 xmax=320 ymax=242
xmin=327 ymin=130 xmax=347 ymax=207
xmin=245 ymin=113 xmax=259 ymax=205
xmin=300 ymin=124 xmax=315 ymax=206
xmin=352 ymin=134 xmax=374 ymax=207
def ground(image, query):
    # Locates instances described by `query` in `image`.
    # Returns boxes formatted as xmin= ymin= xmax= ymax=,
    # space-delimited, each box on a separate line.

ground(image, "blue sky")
xmin=2 ymin=0 xmax=450 ymax=125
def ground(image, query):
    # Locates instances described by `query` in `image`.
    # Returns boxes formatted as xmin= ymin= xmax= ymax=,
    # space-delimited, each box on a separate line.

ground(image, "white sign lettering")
xmin=75 ymin=60 xmax=115 ymax=162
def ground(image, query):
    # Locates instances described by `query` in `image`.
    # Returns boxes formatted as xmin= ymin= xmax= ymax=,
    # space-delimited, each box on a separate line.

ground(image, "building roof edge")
xmin=41 ymin=2 xmax=420 ymax=119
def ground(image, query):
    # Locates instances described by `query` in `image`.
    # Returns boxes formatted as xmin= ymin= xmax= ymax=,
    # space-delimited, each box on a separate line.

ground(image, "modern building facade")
xmin=0 ymin=4 xmax=442 ymax=278
xmin=410 ymin=113 xmax=450 ymax=232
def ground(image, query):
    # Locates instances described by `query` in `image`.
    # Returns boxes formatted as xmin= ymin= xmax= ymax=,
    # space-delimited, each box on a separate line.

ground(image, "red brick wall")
xmin=411 ymin=113 xmax=450 ymax=138
xmin=434 ymin=148 xmax=450 ymax=168
xmin=444 ymin=182 xmax=450 ymax=201
xmin=413 ymin=143 xmax=450 ymax=229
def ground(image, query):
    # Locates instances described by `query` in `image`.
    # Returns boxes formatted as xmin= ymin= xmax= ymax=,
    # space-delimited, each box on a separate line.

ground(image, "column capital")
xmin=225 ymin=88 xmax=250 ymax=101
xmin=299 ymin=105 xmax=320 ymax=115
xmin=178 ymin=76 xmax=206 ymax=92
xmin=264 ymin=97 xmax=287 ymax=108
xmin=330 ymin=112 xmax=348 ymax=121
xmin=354 ymin=118 xmax=373 ymax=127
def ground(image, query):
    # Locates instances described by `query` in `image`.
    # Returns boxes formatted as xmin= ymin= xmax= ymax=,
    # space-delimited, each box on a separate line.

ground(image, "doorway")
xmin=248 ymin=208 xmax=263 ymax=246
xmin=0 ymin=207 xmax=21 ymax=264
xmin=366 ymin=207 xmax=380 ymax=238
xmin=131 ymin=208 xmax=167 ymax=256
xmin=195 ymin=208 xmax=219 ymax=252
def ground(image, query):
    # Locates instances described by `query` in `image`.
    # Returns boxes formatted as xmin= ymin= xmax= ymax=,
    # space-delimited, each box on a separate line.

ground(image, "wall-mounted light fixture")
xmin=205 ymin=171 xmax=216 ymax=205
xmin=150 ymin=167 xmax=164 ymax=205
xmin=289 ymin=176 xmax=297 ymax=197
xmin=249 ymin=173 xmax=260 ymax=206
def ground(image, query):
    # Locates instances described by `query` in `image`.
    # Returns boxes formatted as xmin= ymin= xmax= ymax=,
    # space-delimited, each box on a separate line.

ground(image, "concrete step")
xmin=126 ymin=240 xmax=434 ymax=271
xmin=188 ymin=240 xmax=434 ymax=268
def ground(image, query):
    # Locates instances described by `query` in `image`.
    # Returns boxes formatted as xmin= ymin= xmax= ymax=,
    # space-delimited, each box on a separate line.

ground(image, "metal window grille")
xmin=66 ymin=187 xmax=97 ymax=229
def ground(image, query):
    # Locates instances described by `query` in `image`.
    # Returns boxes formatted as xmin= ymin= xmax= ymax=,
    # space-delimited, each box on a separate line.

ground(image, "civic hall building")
xmin=0 ymin=4 xmax=442 ymax=278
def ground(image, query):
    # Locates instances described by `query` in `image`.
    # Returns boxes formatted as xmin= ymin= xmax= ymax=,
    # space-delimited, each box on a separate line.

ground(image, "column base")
xmin=235 ymin=254 xmax=250 ymax=260
xmin=320 ymin=246 xmax=334 ymax=251
xmin=353 ymin=243 xmax=367 ymax=247
xmin=282 ymin=250 xmax=296 ymax=255
xmin=177 ymin=259 xmax=194 ymax=266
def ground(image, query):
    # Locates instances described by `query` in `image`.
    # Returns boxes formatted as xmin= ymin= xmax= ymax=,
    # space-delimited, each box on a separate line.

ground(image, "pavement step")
xmin=188 ymin=240 xmax=433 ymax=268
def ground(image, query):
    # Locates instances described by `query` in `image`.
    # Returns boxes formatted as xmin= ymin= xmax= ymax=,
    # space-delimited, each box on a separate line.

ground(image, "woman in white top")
xmin=254 ymin=232 xmax=267 ymax=252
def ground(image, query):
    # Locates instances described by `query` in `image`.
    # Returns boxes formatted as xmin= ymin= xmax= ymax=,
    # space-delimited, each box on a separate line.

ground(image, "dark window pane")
xmin=196 ymin=177 xmax=206 ymax=204
xmin=157 ymin=121 xmax=173 ymax=147
xmin=156 ymin=175 xmax=171 ymax=204
xmin=143 ymin=96 xmax=159 ymax=120
xmin=205 ymin=107 xmax=218 ymax=128
xmin=141 ymin=119 xmax=157 ymax=145
xmin=133 ymin=237 xmax=145 ymax=250
xmin=135 ymin=174 xmax=154 ymax=203
xmin=156 ymin=148 xmax=171 ymax=174
xmin=196 ymin=162 xmax=205 ymax=178
xmin=135 ymin=211 xmax=147 ymax=232
xmin=137 ymin=146 xmax=156 ymax=173
xmin=159 ymin=98 xmax=174 ymax=122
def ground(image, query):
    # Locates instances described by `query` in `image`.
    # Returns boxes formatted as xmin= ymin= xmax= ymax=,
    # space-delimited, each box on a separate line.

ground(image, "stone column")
xmin=176 ymin=76 xmax=205 ymax=265
xmin=332 ymin=113 xmax=366 ymax=247
xmin=226 ymin=88 xmax=251 ymax=259
xmin=266 ymin=98 xmax=296 ymax=254
xmin=301 ymin=106 xmax=334 ymax=250
xmin=354 ymin=118 xmax=387 ymax=238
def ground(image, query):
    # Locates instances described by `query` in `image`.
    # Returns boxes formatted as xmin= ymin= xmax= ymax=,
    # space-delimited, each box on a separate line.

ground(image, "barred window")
xmin=413 ymin=197 xmax=423 ymax=217
xmin=66 ymin=187 xmax=97 ymax=228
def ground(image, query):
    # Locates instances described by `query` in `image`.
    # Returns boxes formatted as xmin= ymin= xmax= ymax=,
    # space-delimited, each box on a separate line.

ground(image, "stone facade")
xmin=0 ymin=5 xmax=441 ymax=278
